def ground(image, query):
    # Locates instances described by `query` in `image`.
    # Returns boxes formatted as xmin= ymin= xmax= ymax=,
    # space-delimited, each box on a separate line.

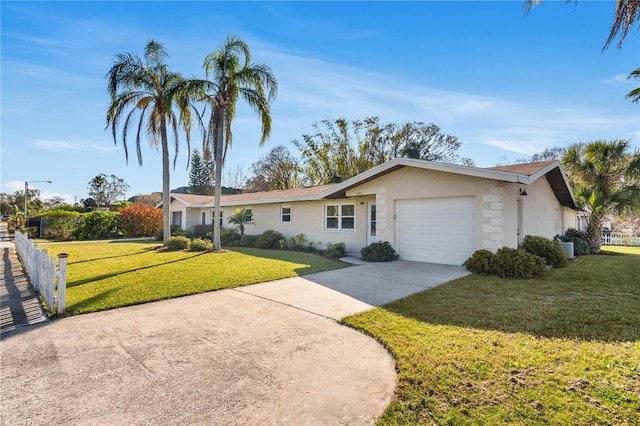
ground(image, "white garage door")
xmin=396 ymin=197 xmax=475 ymax=265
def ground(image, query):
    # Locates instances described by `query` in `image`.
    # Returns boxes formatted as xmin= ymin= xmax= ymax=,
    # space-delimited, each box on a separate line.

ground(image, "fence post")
xmin=57 ymin=253 xmax=68 ymax=316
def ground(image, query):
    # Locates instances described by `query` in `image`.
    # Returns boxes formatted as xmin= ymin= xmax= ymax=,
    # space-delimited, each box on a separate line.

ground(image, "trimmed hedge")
xmin=361 ymin=241 xmax=399 ymax=262
xmin=167 ymin=236 xmax=190 ymax=251
xmin=464 ymin=247 xmax=547 ymax=279
xmin=189 ymin=238 xmax=211 ymax=252
xmin=522 ymin=235 xmax=568 ymax=268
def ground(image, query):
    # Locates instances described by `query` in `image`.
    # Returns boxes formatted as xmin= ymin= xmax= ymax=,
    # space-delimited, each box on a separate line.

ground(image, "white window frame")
xmin=201 ymin=211 xmax=207 ymax=225
xmin=280 ymin=205 xmax=291 ymax=224
xmin=323 ymin=203 xmax=355 ymax=231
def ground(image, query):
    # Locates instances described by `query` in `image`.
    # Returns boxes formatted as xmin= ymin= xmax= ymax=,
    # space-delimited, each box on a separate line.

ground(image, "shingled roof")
xmin=167 ymin=158 xmax=576 ymax=209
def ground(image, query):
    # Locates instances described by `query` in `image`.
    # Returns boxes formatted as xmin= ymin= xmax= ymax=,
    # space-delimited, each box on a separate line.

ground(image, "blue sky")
xmin=1 ymin=1 xmax=638 ymax=204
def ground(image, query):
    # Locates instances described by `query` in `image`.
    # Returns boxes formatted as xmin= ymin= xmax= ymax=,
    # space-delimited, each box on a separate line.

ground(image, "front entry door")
xmin=367 ymin=203 xmax=377 ymax=246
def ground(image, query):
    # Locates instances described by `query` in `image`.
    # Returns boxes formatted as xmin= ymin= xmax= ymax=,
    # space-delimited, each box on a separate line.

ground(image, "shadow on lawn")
xmin=381 ymin=253 xmax=640 ymax=343
xmin=67 ymin=250 xmax=149 ymax=265
xmin=67 ymin=252 xmax=206 ymax=287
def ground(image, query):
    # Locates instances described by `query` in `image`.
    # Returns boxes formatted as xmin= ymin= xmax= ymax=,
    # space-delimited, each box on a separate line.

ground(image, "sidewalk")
xmin=0 ymin=223 xmax=49 ymax=338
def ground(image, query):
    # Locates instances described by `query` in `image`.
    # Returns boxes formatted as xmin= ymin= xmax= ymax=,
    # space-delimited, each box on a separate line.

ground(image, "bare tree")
xmin=224 ymin=164 xmax=248 ymax=189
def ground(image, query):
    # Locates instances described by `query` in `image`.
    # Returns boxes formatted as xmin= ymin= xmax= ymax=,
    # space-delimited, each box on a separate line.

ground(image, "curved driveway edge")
xmin=0 ymin=288 xmax=395 ymax=425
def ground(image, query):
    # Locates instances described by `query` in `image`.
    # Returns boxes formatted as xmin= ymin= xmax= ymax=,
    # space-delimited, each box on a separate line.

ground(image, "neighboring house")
xmin=164 ymin=158 xmax=577 ymax=265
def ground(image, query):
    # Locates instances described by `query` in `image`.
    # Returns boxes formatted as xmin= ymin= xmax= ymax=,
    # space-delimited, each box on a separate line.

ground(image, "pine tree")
xmin=188 ymin=149 xmax=214 ymax=195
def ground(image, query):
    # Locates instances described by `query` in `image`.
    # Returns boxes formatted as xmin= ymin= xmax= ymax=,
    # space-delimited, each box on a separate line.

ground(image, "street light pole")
xmin=24 ymin=180 xmax=52 ymax=223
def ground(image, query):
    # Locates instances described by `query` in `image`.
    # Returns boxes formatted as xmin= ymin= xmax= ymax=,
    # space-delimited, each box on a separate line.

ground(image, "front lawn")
xmin=40 ymin=241 xmax=349 ymax=315
xmin=343 ymin=246 xmax=640 ymax=425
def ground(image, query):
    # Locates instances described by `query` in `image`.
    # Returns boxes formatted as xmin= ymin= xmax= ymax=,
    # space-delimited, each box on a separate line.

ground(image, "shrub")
xmin=220 ymin=228 xmax=241 ymax=246
xmin=557 ymin=228 xmax=590 ymax=256
xmin=166 ymin=236 xmax=190 ymax=251
xmin=325 ymin=242 xmax=346 ymax=258
xmin=522 ymin=235 xmax=568 ymax=268
xmin=75 ymin=211 xmax=120 ymax=240
xmin=361 ymin=241 xmax=399 ymax=262
xmin=191 ymin=224 xmax=213 ymax=239
xmin=236 ymin=234 xmax=259 ymax=247
xmin=156 ymin=225 xmax=185 ymax=241
xmin=492 ymin=247 xmax=546 ymax=279
xmin=40 ymin=210 xmax=83 ymax=240
xmin=463 ymin=249 xmax=496 ymax=275
xmin=256 ymin=230 xmax=285 ymax=249
xmin=189 ymin=238 xmax=211 ymax=252
xmin=118 ymin=203 xmax=162 ymax=237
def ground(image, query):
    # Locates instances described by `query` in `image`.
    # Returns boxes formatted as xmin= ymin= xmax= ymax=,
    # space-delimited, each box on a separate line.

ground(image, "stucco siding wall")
xmin=180 ymin=199 xmax=366 ymax=253
xmin=346 ymin=168 xmax=497 ymax=252
xmin=562 ymin=207 xmax=577 ymax=232
xmin=518 ymin=177 xmax=563 ymax=240
xmin=221 ymin=200 xmax=368 ymax=252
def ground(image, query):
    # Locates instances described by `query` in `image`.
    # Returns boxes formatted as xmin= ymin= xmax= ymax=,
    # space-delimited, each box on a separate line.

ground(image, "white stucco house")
xmin=164 ymin=158 xmax=577 ymax=265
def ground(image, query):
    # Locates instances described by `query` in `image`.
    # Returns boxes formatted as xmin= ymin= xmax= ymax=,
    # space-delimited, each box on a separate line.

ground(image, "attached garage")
xmin=396 ymin=197 xmax=475 ymax=265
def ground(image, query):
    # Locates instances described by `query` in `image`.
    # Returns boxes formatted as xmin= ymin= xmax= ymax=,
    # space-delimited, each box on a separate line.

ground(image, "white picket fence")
xmin=601 ymin=233 xmax=640 ymax=247
xmin=14 ymin=231 xmax=68 ymax=315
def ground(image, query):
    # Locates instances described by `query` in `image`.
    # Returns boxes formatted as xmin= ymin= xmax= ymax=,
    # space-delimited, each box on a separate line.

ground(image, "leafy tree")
xmin=87 ymin=174 xmax=130 ymax=207
xmin=188 ymin=149 xmax=214 ymax=195
xmin=247 ymin=145 xmax=305 ymax=191
xmin=128 ymin=193 xmax=162 ymax=206
xmin=195 ymin=35 xmax=277 ymax=250
xmin=9 ymin=189 xmax=44 ymax=216
xmin=562 ymin=139 xmax=640 ymax=253
xmin=106 ymin=39 xmax=196 ymax=246
xmin=227 ymin=208 xmax=254 ymax=237
xmin=292 ymin=117 xmax=469 ymax=185
xmin=81 ymin=198 xmax=98 ymax=210
xmin=43 ymin=196 xmax=68 ymax=210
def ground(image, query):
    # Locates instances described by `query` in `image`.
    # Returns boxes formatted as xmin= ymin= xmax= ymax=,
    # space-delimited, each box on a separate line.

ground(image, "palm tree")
xmin=106 ymin=40 xmax=196 ymax=246
xmin=227 ymin=208 xmax=254 ymax=237
xmin=199 ymin=35 xmax=277 ymax=250
xmin=562 ymin=140 xmax=640 ymax=253
xmin=524 ymin=0 xmax=639 ymax=49
xmin=626 ymin=67 xmax=640 ymax=103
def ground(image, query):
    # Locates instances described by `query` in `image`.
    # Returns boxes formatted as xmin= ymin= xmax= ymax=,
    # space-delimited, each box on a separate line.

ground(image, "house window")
xmin=244 ymin=208 xmax=252 ymax=222
xmin=324 ymin=203 xmax=355 ymax=231
xmin=201 ymin=212 xmax=206 ymax=225
xmin=211 ymin=209 xmax=223 ymax=227
xmin=280 ymin=206 xmax=291 ymax=224
xmin=171 ymin=211 xmax=182 ymax=228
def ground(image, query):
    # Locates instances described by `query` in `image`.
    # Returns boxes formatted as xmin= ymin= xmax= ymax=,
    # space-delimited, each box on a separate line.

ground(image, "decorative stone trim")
xmin=482 ymin=186 xmax=504 ymax=251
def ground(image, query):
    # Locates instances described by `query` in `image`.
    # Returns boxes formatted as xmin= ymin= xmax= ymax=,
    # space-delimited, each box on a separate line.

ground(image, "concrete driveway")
xmin=239 ymin=260 xmax=469 ymax=320
xmin=0 ymin=260 xmax=466 ymax=425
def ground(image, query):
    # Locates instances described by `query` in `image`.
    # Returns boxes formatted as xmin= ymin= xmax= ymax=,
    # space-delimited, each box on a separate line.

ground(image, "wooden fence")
xmin=14 ymin=231 xmax=68 ymax=315
xmin=602 ymin=233 xmax=640 ymax=247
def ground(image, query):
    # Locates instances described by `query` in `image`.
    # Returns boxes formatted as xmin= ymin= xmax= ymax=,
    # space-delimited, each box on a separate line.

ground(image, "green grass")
xmin=40 ymin=241 xmax=349 ymax=315
xmin=343 ymin=246 xmax=640 ymax=425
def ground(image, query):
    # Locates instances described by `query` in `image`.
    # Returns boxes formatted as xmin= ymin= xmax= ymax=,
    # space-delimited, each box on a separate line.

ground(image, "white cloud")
xmin=33 ymin=139 xmax=117 ymax=153
xmin=40 ymin=191 xmax=75 ymax=205
xmin=33 ymin=139 xmax=83 ymax=151
xmin=604 ymin=73 xmax=634 ymax=87
xmin=3 ymin=180 xmax=26 ymax=193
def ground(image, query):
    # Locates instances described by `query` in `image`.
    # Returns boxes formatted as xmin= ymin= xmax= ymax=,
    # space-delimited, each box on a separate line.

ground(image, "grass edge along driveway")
xmin=342 ymin=246 xmax=640 ymax=425
xmin=41 ymin=241 xmax=349 ymax=316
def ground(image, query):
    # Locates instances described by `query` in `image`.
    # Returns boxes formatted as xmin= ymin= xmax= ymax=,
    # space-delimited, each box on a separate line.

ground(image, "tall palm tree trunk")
xmin=161 ymin=116 xmax=171 ymax=246
xmin=212 ymin=108 xmax=225 ymax=250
